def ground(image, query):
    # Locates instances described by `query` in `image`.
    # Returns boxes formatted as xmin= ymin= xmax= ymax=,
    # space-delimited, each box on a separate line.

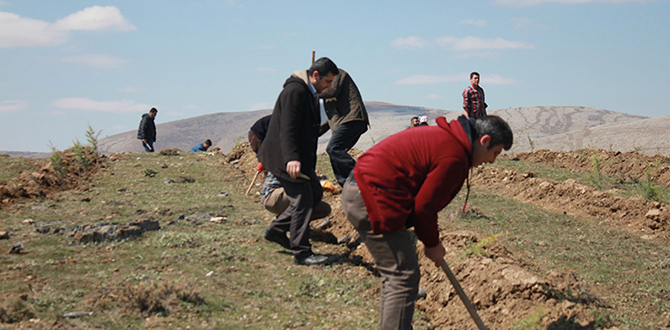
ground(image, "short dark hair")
xmin=204 ymin=139 xmax=212 ymax=146
xmin=308 ymin=57 xmax=339 ymax=78
xmin=411 ymin=116 xmax=419 ymax=121
xmin=474 ymin=115 xmax=513 ymax=151
xmin=470 ymin=72 xmax=480 ymax=79
xmin=149 ymin=107 xmax=158 ymax=114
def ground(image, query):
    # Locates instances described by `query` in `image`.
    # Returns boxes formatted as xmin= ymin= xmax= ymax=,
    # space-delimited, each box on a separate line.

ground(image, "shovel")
xmin=440 ymin=259 xmax=488 ymax=330
xmin=245 ymin=170 xmax=261 ymax=196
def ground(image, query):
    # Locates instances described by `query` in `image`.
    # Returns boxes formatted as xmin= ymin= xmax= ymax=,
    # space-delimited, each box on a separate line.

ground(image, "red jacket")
xmin=353 ymin=116 xmax=474 ymax=247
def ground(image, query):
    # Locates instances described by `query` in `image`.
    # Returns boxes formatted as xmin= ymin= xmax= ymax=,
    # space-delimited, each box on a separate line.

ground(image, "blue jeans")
xmin=327 ymin=121 xmax=367 ymax=187
xmin=142 ymin=140 xmax=155 ymax=152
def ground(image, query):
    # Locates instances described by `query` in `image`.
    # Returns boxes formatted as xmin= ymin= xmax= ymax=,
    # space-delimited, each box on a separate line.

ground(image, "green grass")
xmin=0 ymin=151 xmax=379 ymax=329
xmin=3 ymin=149 xmax=670 ymax=328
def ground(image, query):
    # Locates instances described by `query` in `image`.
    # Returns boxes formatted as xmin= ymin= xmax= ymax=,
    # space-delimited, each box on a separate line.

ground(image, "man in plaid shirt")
xmin=462 ymin=71 xmax=488 ymax=118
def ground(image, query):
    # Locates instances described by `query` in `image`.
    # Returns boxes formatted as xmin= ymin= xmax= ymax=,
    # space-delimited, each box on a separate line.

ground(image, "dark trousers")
xmin=327 ymin=121 xmax=367 ymax=187
xmin=142 ymin=140 xmax=155 ymax=152
xmin=342 ymin=174 xmax=420 ymax=330
xmin=267 ymin=171 xmax=322 ymax=259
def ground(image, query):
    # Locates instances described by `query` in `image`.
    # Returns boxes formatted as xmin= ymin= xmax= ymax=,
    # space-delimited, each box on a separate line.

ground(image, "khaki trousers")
xmin=342 ymin=174 xmax=420 ymax=330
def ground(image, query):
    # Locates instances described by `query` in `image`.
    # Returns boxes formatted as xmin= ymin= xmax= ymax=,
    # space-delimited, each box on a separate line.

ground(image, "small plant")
xmin=527 ymin=134 xmax=535 ymax=152
xmin=72 ymin=139 xmax=90 ymax=171
xmin=591 ymin=155 xmax=603 ymax=189
xmin=455 ymin=233 xmax=502 ymax=262
xmin=233 ymin=136 xmax=244 ymax=147
xmin=143 ymin=168 xmax=158 ymax=177
xmin=85 ymin=124 xmax=102 ymax=155
xmin=48 ymin=142 xmax=65 ymax=176
xmin=512 ymin=306 xmax=546 ymax=330
xmin=641 ymin=172 xmax=659 ymax=202
xmin=634 ymin=146 xmax=642 ymax=153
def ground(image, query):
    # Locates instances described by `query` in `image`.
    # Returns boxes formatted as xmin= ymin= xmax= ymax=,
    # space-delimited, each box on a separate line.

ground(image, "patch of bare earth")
xmin=472 ymin=165 xmax=670 ymax=235
xmin=515 ymin=149 xmax=670 ymax=187
xmin=0 ymin=148 xmax=105 ymax=210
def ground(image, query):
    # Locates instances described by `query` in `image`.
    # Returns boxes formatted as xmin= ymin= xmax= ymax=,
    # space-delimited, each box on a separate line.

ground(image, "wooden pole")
xmin=440 ymin=259 xmax=488 ymax=330
xmin=245 ymin=170 xmax=261 ymax=196
xmin=311 ymin=50 xmax=315 ymax=64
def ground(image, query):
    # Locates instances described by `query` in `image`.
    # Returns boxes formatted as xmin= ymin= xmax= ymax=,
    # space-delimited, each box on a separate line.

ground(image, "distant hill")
xmin=96 ymin=102 xmax=665 ymax=156
xmin=0 ymin=151 xmax=51 ymax=159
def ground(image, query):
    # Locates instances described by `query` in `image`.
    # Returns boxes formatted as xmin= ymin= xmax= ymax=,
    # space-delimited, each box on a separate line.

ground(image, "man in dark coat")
xmin=258 ymin=57 xmax=338 ymax=266
xmin=137 ymin=107 xmax=158 ymax=152
xmin=318 ymin=69 xmax=370 ymax=187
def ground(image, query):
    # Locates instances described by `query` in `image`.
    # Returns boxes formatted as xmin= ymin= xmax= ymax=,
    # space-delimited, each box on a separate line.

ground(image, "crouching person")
xmin=342 ymin=115 xmax=513 ymax=329
xmin=260 ymin=169 xmax=331 ymax=220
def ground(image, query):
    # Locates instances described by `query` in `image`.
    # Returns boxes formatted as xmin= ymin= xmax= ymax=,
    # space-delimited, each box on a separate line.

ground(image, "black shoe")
xmin=264 ymin=228 xmax=290 ymax=249
xmin=294 ymin=254 xmax=329 ymax=266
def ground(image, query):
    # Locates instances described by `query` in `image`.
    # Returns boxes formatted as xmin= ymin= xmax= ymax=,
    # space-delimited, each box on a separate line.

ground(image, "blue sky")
xmin=1 ymin=0 xmax=668 ymax=152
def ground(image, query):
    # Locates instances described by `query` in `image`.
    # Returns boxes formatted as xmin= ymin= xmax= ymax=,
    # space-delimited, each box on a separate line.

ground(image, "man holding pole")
xmin=258 ymin=57 xmax=339 ymax=266
xmin=341 ymin=115 xmax=512 ymax=329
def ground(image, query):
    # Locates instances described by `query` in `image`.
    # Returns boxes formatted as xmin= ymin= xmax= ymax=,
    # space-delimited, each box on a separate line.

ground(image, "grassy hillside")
xmin=1 ymin=144 xmax=669 ymax=329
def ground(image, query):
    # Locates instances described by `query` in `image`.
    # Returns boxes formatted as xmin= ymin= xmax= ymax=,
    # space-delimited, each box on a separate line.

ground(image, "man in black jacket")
xmin=137 ymin=107 xmax=158 ymax=152
xmin=258 ymin=57 xmax=338 ymax=266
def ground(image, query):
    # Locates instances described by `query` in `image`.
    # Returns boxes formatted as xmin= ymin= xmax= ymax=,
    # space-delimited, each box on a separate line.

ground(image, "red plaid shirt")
xmin=462 ymin=84 xmax=487 ymax=118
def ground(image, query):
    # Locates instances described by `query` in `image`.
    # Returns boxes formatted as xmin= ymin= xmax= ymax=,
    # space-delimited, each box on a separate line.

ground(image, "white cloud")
xmin=440 ymin=36 xmax=535 ymax=51
xmin=52 ymin=97 xmax=152 ymax=113
xmin=0 ymin=12 xmax=67 ymax=47
xmin=391 ymin=36 xmax=429 ymax=49
xmin=392 ymin=35 xmax=534 ymax=51
xmin=495 ymin=0 xmax=653 ymax=6
xmin=395 ymin=74 xmax=463 ymax=85
xmin=0 ymin=100 xmax=28 ymax=112
xmin=53 ymin=6 xmax=136 ymax=31
xmin=0 ymin=6 xmax=133 ymax=48
xmin=395 ymin=73 xmax=520 ymax=86
xmin=61 ymin=54 xmax=128 ymax=68
xmin=119 ymin=86 xmax=147 ymax=93
xmin=461 ymin=19 xmax=487 ymax=27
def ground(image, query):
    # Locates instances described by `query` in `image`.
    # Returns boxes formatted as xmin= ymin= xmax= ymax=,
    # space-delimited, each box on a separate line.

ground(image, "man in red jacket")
xmin=342 ymin=115 xmax=513 ymax=329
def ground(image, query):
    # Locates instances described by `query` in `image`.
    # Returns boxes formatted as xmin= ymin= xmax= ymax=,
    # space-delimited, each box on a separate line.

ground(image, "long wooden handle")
xmin=440 ymin=259 xmax=488 ymax=330
xmin=245 ymin=171 xmax=261 ymax=196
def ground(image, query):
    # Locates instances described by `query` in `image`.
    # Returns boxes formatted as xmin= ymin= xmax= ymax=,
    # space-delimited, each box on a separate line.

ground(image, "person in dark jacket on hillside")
xmin=342 ymin=115 xmax=513 ymax=329
xmin=137 ymin=107 xmax=158 ymax=152
xmin=257 ymin=57 xmax=339 ymax=266
xmin=318 ymin=69 xmax=370 ymax=187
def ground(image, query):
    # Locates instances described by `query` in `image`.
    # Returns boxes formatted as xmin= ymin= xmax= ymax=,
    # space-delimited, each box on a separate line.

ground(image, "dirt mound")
xmin=515 ymin=149 xmax=670 ymax=187
xmin=472 ymin=166 xmax=670 ymax=235
xmin=0 ymin=147 xmax=105 ymax=209
xmin=416 ymin=230 xmax=601 ymax=329
xmin=319 ymin=196 xmax=603 ymax=329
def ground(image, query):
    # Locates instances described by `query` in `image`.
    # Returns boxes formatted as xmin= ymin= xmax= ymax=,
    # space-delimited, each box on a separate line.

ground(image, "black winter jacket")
xmin=258 ymin=71 xmax=320 ymax=182
xmin=137 ymin=113 xmax=156 ymax=142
